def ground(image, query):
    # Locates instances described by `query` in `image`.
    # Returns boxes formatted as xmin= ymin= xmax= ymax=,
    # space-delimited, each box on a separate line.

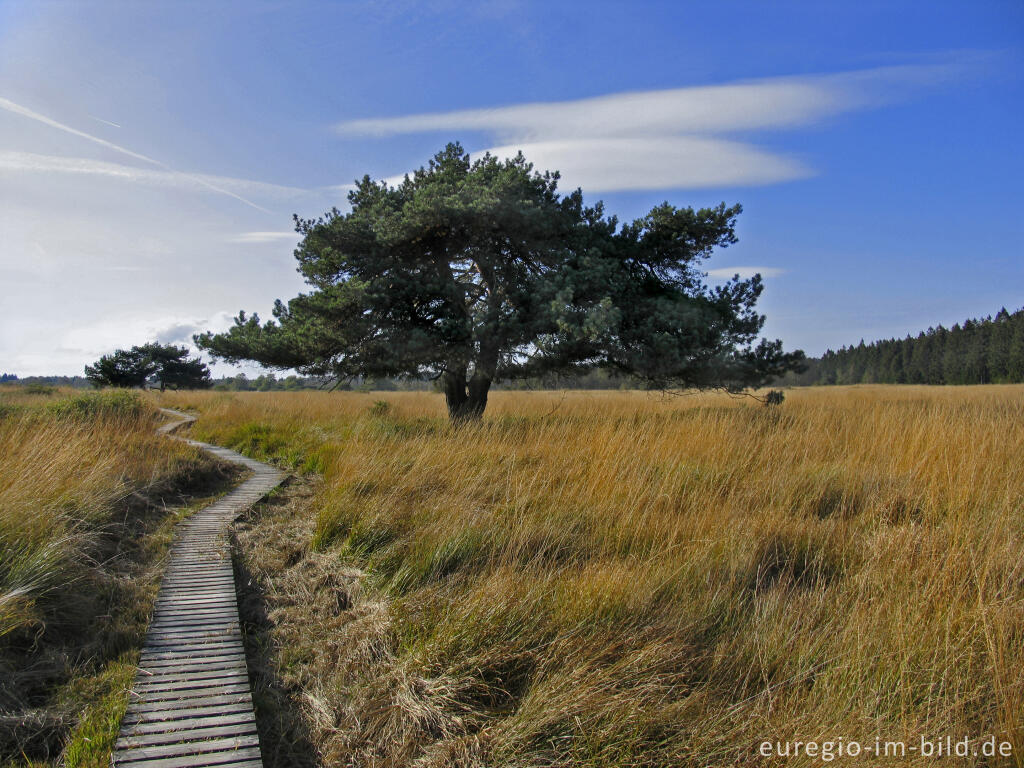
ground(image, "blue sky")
xmin=1 ymin=0 xmax=1021 ymax=375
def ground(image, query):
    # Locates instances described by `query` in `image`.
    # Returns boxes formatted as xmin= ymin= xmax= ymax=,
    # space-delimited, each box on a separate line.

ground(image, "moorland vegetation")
xmin=160 ymin=385 xmax=1024 ymax=767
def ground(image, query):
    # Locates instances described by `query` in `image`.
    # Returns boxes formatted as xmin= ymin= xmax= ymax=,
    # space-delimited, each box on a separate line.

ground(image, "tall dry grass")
xmin=0 ymin=387 xmax=229 ymax=762
xmin=0 ymin=390 xmax=202 ymax=639
xmin=165 ymin=385 xmax=1024 ymax=766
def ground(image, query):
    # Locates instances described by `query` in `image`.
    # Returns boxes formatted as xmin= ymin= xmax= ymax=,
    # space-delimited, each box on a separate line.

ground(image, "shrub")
xmin=48 ymin=391 xmax=145 ymax=421
xmin=22 ymin=383 xmax=56 ymax=396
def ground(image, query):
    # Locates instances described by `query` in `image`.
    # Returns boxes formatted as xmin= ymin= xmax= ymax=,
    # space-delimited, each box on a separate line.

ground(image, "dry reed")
xmin=162 ymin=385 xmax=1024 ymax=767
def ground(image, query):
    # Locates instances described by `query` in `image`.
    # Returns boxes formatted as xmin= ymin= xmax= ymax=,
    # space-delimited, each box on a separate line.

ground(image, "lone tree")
xmin=85 ymin=343 xmax=212 ymax=390
xmin=196 ymin=143 xmax=803 ymax=420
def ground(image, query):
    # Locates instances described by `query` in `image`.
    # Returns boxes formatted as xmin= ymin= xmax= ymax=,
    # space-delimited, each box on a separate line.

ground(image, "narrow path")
xmin=112 ymin=408 xmax=286 ymax=768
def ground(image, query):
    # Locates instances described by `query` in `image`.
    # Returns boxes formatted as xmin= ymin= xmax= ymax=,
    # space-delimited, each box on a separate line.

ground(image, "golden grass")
xmin=0 ymin=387 xmax=232 ymax=763
xmin=162 ymin=385 xmax=1024 ymax=767
xmin=0 ymin=390 xmax=204 ymax=639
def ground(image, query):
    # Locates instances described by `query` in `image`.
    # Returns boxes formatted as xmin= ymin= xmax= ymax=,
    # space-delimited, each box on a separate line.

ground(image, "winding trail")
xmin=112 ymin=408 xmax=285 ymax=768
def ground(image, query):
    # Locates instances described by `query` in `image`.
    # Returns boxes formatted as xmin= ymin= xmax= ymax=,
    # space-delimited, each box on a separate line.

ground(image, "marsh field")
xmin=2 ymin=384 xmax=1023 ymax=766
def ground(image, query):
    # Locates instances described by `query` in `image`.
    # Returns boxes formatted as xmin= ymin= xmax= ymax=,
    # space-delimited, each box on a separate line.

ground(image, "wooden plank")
xmin=152 ymin=598 xmax=238 ymax=609
xmin=138 ymin=653 xmax=247 ymax=670
xmin=133 ymin=667 xmax=248 ymax=685
xmin=113 ymin=734 xmax=259 ymax=758
xmin=136 ymin=661 xmax=247 ymax=678
xmin=123 ymin=697 xmax=253 ymax=719
xmin=139 ymin=648 xmax=245 ymax=663
xmin=154 ymin=594 xmax=235 ymax=602
xmin=132 ymin=673 xmax=250 ymax=693
xmin=120 ymin=711 xmax=256 ymax=736
xmin=113 ymin=408 xmax=284 ymax=767
xmin=129 ymin=684 xmax=252 ymax=703
xmin=144 ymin=633 xmax=239 ymax=645
xmin=145 ymin=626 xmax=239 ymax=638
xmin=112 ymin=745 xmax=261 ymax=768
xmin=142 ymin=639 xmax=242 ymax=652
xmin=138 ymin=647 xmax=244 ymax=663
xmin=116 ymin=722 xmax=259 ymax=749
xmin=144 ymin=631 xmax=241 ymax=643
xmin=150 ymin=612 xmax=238 ymax=622
xmin=146 ymin=627 xmax=240 ymax=639
xmin=147 ymin=618 xmax=238 ymax=628
xmin=131 ymin=675 xmax=251 ymax=694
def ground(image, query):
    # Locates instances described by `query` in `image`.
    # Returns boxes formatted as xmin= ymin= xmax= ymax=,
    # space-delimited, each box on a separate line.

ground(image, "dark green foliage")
xmin=84 ymin=348 xmax=155 ymax=388
xmin=197 ymin=143 xmax=803 ymax=420
xmin=763 ymin=389 xmax=785 ymax=407
xmin=138 ymin=343 xmax=212 ymax=391
xmin=84 ymin=344 xmax=212 ymax=390
xmin=781 ymin=306 xmax=1024 ymax=386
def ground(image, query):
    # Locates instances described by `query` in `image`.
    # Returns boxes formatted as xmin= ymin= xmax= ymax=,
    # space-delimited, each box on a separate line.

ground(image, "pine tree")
xmin=197 ymin=143 xmax=804 ymax=421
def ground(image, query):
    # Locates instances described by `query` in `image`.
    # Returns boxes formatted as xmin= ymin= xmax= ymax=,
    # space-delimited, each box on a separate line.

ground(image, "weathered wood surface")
xmin=112 ymin=408 xmax=285 ymax=768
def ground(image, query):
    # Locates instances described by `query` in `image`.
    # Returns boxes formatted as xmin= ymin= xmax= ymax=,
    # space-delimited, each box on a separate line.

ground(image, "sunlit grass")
xmin=0 ymin=387 xmax=231 ymax=764
xmin=163 ymin=385 xmax=1024 ymax=766
xmin=0 ymin=390 xmax=208 ymax=639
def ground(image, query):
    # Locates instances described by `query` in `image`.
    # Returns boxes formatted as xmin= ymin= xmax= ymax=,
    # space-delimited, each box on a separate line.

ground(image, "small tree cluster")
xmin=84 ymin=343 xmax=212 ymax=390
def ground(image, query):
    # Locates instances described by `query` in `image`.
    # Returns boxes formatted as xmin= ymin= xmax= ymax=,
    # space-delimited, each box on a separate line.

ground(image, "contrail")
xmin=89 ymin=114 xmax=122 ymax=128
xmin=1 ymin=96 xmax=159 ymax=164
xmin=0 ymin=96 xmax=270 ymax=212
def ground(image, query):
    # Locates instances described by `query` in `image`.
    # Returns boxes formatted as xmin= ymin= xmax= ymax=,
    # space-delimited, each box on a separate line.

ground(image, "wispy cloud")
xmin=228 ymin=231 xmax=299 ymax=244
xmin=466 ymin=138 xmax=809 ymax=192
xmin=337 ymin=64 xmax=963 ymax=140
xmin=337 ymin=61 xmax=969 ymax=191
xmin=707 ymin=266 xmax=786 ymax=279
xmin=0 ymin=151 xmax=309 ymax=200
xmin=0 ymin=96 xmax=159 ymax=164
xmin=88 ymin=115 xmax=122 ymax=128
xmin=0 ymin=96 xmax=276 ymax=211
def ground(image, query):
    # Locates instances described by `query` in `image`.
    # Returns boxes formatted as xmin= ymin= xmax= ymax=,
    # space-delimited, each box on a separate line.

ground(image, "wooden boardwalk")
xmin=112 ymin=409 xmax=285 ymax=768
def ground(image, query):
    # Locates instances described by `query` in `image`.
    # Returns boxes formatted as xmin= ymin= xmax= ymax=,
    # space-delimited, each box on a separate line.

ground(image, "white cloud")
xmin=60 ymin=312 xmax=238 ymax=359
xmin=228 ymin=231 xmax=299 ymax=244
xmin=707 ymin=266 xmax=786 ymax=279
xmin=336 ymin=64 xmax=961 ymax=140
xmin=0 ymin=151 xmax=310 ymax=201
xmin=470 ymin=138 xmax=810 ymax=191
xmin=379 ymin=138 xmax=809 ymax=191
xmin=338 ymin=61 xmax=966 ymax=192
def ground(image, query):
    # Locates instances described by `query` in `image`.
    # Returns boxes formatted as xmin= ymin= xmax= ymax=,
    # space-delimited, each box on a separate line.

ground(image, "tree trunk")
xmin=466 ymin=371 xmax=491 ymax=419
xmin=442 ymin=367 xmax=491 ymax=422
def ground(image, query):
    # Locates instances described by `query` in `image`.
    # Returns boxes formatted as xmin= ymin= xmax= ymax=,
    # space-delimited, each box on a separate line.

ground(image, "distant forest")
xmin=5 ymin=306 xmax=1023 ymax=390
xmin=781 ymin=307 xmax=1024 ymax=386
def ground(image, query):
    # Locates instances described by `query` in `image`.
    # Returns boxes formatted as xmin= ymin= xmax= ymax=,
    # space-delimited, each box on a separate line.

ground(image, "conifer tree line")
xmin=783 ymin=307 xmax=1024 ymax=385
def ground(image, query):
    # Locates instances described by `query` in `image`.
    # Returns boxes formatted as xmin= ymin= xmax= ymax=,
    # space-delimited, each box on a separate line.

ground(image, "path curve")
xmin=112 ymin=408 xmax=286 ymax=768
